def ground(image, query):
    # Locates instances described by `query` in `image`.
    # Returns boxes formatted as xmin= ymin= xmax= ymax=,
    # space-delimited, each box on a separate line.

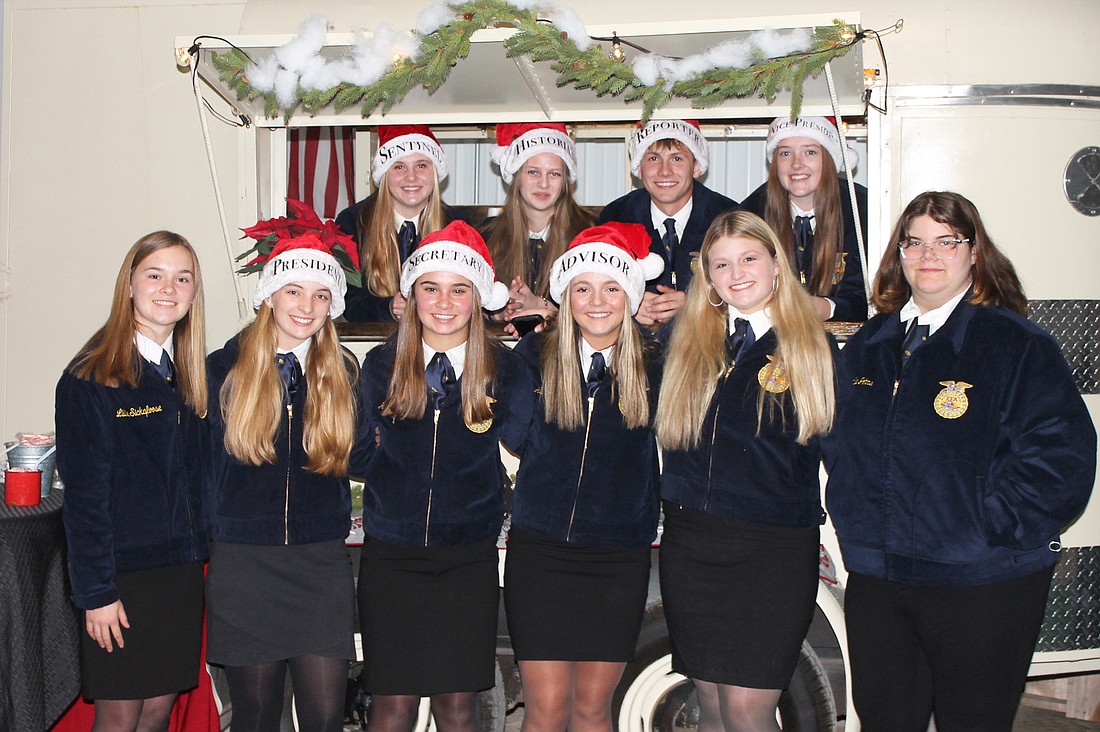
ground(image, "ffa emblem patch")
xmin=832 ymin=253 xmax=848 ymax=286
xmin=758 ymin=356 xmax=791 ymax=394
xmin=467 ymin=396 xmax=497 ymax=434
xmin=933 ymin=381 xmax=972 ymax=419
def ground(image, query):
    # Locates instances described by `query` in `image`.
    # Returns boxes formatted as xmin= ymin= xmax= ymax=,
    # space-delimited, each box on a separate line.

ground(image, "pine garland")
xmin=210 ymin=1 xmax=859 ymax=122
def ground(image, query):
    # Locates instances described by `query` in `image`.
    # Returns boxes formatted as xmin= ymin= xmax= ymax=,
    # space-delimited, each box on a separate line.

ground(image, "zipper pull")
xmin=587 ymin=396 xmax=594 ymax=415
xmin=434 ymin=408 xmax=440 ymax=425
xmin=288 ymin=403 xmax=294 ymax=419
xmin=892 ymin=379 xmax=899 ymax=397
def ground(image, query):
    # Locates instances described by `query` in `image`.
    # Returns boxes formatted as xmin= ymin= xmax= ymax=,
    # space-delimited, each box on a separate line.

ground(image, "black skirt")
xmin=206 ymin=540 xmax=356 ymax=666
xmin=504 ymin=528 xmax=650 ymax=662
xmin=659 ymin=502 xmax=819 ymax=689
xmin=358 ymin=535 xmax=499 ymax=696
xmin=80 ymin=562 xmax=204 ymax=700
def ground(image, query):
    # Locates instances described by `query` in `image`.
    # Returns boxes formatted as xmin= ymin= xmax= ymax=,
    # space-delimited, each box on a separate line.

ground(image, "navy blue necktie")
xmin=276 ymin=352 xmax=301 ymax=400
xmin=726 ymin=318 xmax=755 ymax=365
xmin=661 ymin=218 xmax=677 ymax=271
xmin=153 ymin=350 xmax=175 ymax=385
xmin=529 ymin=237 xmax=544 ymax=285
xmin=398 ymin=220 xmax=418 ymax=263
xmin=426 ymin=352 xmax=456 ymax=410
xmin=585 ymin=352 xmax=607 ymax=398
xmin=793 ymin=215 xmax=814 ymax=284
xmin=901 ymin=322 xmax=930 ymax=365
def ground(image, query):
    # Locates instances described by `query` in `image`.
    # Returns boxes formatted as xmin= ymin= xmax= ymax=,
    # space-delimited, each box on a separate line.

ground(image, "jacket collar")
xmin=868 ymin=296 xmax=976 ymax=356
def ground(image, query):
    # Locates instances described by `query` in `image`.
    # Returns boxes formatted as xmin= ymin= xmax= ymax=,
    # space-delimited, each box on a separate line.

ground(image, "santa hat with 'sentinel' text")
xmin=549 ymin=223 xmax=665 ymax=315
xmin=400 ymin=220 xmax=510 ymax=311
xmin=628 ymin=119 xmax=709 ymax=177
xmin=490 ymin=123 xmax=578 ymax=184
xmin=372 ymin=125 xmax=449 ymax=185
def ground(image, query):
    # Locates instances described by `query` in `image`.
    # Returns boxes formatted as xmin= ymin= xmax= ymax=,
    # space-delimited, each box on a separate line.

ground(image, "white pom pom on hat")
xmin=400 ymin=220 xmax=510 ymax=312
xmin=548 ymin=223 xmax=665 ymax=315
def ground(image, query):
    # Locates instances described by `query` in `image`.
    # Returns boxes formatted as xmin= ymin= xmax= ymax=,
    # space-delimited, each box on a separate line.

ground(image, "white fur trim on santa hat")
xmin=766 ymin=116 xmax=846 ymax=167
xmin=253 ymin=248 xmax=347 ymax=319
xmin=629 ymin=120 xmax=709 ymax=177
xmin=490 ymin=128 xmax=577 ymax=185
xmin=548 ymin=243 xmax=664 ymax=315
xmin=372 ymin=133 xmax=449 ymax=185
xmin=400 ymin=241 xmax=510 ymax=312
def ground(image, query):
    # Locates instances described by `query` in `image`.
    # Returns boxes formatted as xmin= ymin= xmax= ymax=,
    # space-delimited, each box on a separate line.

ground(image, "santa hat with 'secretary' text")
xmin=548 ymin=223 xmax=665 ymax=315
xmin=765 ymin=116 xmax=859 ymax=169
xmin=400 ymin=220 xmax=510 ymax=311
xmin=490 ymin=123 xmax=578 ymax=185
xmin=628 ymin=119 xmax=709 ymax=177
xmin=372 ymin=125 xmax=449 ymax=185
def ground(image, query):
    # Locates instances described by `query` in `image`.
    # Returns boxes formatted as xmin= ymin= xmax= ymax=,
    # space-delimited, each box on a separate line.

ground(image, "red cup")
xmin=5 ymin=469 xmax=42 ymax=506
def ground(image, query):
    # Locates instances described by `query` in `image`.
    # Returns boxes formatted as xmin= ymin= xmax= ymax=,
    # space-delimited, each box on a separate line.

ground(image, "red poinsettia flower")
xmin=237 ymin=199 xmax=362 ymax=287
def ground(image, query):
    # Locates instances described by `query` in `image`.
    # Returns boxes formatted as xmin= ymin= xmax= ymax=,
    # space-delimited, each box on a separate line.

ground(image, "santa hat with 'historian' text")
xmin=400 ymin=220 xmax=510 ymax=311
xmin=549 ymin=223 xmax=665 ymax=315
xmin=490 ymin=122 xmax=578 ymax=185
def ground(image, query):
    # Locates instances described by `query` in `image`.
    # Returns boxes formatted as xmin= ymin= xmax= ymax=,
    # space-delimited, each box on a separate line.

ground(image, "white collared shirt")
xmin=727 ymin=306 xmax=774 ymax=341
xmin=529 ymin=225 xmax=551 ymax=241
xmin=134 ymin=332 xmax=173 ymax=365
xmin=277 ymin=339 xmax=312 ymax=368
xmin=394 ymin=212 xmax=419 ymax=231
xmin=650 ymin=199 xmax=693 ymax=240
xmin=899 ymin=286 xmax=971 ymax=337
xmin=578 ymin=338 xmax=615 ymax=379
xmin=421 ymin=340 xmax=468 ymax=380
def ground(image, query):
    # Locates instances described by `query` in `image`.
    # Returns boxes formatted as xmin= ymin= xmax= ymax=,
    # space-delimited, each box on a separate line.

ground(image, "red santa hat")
xmin=766 ymin=116 xmax=858 ymax=169
xmin=251 ymin=232 xmax=348 ymax=318
xmin=548 ymin=223 xmax=665 ymax=315
xmin=628 ymin=119 xmax=709 ymax=177
xmin=490 ymin=122 xmax=578 ymax=185
xmin=400 ymin=220 xmax=510 ymax=311
xmin=372 ymin=125 xmax=449 ymax=185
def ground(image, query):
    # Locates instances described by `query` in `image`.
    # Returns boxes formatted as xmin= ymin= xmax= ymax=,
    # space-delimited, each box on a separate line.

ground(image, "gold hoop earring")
xmin=773 ymin=274 xmax=779 ymax=292
xmin=707 ymin=286 xmax=724 ymax=308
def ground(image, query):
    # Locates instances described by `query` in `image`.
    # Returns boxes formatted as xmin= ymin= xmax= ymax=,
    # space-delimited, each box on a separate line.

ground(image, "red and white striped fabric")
xmin=288 ymin=128 xmax=355 ymax=219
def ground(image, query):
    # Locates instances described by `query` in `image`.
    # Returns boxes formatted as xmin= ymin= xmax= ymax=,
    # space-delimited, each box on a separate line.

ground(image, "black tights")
xmin=225 ymin=654 xmax=348 ymax=732
xmin=91 ymin=694 xmax=177 ymax=732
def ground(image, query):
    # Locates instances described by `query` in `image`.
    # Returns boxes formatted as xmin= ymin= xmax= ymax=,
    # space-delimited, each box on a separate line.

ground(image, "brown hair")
xmin=872 ymin=191 xmax=1027 ymax=315
xmin=69 ymin=231 xmax=208 ymax=417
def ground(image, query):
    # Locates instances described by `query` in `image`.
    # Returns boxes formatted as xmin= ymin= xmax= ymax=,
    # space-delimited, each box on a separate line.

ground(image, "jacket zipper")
xmin=284 ymin=403 xmax=293 ymax=545
xmin=703 ymin=365 xmax=734 ymax=511
xmin=565 ymin=395 xmax=596 ymax=541
xmin=425 ymin=408 xmax=440 ymax=547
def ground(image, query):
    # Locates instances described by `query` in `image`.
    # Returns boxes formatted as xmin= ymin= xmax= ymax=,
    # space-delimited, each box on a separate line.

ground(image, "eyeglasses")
xmin=898 ymin=238 xmax=971 ymax=260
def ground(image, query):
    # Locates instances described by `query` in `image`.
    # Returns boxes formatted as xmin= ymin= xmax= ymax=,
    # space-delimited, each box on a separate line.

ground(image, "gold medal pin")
xmin=933 ymin=381 xmax=972 ymax=419
xmin=466 ymin=396 xmax=497 ymax=434
xmin=758 ymin=356 xmax=791 ymax=394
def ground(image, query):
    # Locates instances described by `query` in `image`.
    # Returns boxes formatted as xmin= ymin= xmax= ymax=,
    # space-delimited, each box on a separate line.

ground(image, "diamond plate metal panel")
xmin=1028 ymin=300 xmax=1100 ymax=395
xmin=1037 ymin=546 xmax=1100 ymax=652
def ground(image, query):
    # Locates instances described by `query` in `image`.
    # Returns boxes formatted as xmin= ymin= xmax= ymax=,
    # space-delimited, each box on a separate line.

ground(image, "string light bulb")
xmin=609 ymin=33 xmax=626 ymax=62
xmin=839 ymin=26 xmax=857 ymax=44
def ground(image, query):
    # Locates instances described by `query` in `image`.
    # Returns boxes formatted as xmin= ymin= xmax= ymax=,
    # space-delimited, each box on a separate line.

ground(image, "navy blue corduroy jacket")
xmin=353 ymin=337 xmax=534 ymax=548
xmin=57 ymin=359 xmax=209 ymax=610
xmin=661 ymin=329 xmax=840 ymax=529
xmin=206 ymin=335 xmax=358 ymax=546
xmin=598 ymin=182 xmax=738 ymax=294
xmin=824 ymin=301 xmax=1097 ymax=587
xmin=508 ymin=332 xmax=662 ymax=549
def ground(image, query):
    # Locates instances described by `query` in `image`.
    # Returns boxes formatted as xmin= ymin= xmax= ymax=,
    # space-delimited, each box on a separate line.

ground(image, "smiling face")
xmin=773 ymin=136 xmax=826 ymax=210
xmin=638 ymin=141 xmax=701 ymax=216
xmin=386 ymin=153 xmax=437 ymax=219
xmin=568 ymin=273 xmax=628 ymax=351
xmin=707 ymin=235 xmax=778 ymax=315
xmin=414 ymin=271 xmax=476 ymax=351
xmin=516 ymin=153 xmax=567 ymax=228
xmin=266 ymin=282 xmax=332 ymax=350
xmin=901 ymin=214 xmax=976 ymax=312
xmin=130 ymin=245 xmax=197 ymax=344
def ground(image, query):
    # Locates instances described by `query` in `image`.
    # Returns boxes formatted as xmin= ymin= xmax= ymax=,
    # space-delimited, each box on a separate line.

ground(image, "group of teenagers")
xmin=57 ymin=115 xmax=1096 ymax=732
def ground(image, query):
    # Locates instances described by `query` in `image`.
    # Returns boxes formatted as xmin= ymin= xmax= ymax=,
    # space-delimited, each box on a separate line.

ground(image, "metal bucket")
xmin=5 ymin=443 xmax=56 ymax=498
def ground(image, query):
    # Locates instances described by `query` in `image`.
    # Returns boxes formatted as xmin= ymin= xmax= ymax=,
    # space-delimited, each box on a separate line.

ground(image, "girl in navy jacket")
xmin=206 ymin=227 xmax=362 ymax=732
xmin=655 ymin=211 xmax=838 ymax=731
xmin=505 ymin=223 xmax=664 ymax=732
xmin=825 ymin=191 xmax=1096 ymax=731
xmin=354 ymin=221 xmax=532 ymax=732
xmin=57 ymin=231 xmax=208 ymax=730
xmin=741 ymin=116 xmax=868 ymax=322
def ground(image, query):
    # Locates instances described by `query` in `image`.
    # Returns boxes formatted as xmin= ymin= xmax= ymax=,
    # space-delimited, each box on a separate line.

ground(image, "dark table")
xmin=0 ymin=490 xmax=81 ymax=731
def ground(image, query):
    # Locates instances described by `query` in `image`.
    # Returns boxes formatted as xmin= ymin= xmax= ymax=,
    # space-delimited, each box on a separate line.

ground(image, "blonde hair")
xmin=357 ymin=175 xmax=446 ymax=297
xmin=485 ymin=179 xmax=594 ymax=297
xmin=220 ymin=306 xmax=358 ymax=476
xmin=383 ymin=285 xmax=498 ymax=426
xmin=655 ymin=211 xmax=835 ymax=449
xmin=539 ymin=295 xmax=649 ymax=430
xmin=69 ymin=231 xmax=208 ymax=417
